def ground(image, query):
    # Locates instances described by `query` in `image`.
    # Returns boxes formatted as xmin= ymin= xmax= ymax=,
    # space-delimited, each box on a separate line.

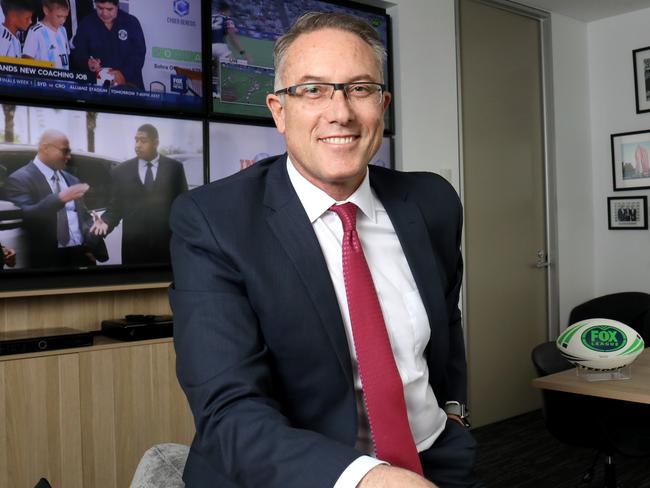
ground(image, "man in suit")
xmin=91 ymin=124 xmax=187 ymax=265
xmin=4 ymin=129 xmax=107 ymax=268
xmin=169 ymin=12 xmax=481 ymax=488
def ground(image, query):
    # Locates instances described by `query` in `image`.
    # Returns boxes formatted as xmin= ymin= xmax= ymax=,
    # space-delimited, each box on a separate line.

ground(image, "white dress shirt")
xmin=286 ymin=159 xmax=447 ymax=487
xmin=138 ymin=154 xmax=160 ymax=184
xmin=33 ymin=157 xmax=83 ymax=247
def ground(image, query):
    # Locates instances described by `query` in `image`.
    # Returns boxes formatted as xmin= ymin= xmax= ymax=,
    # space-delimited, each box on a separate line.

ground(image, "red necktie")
xmin=329 ymin=203 xmax=423 ymax=475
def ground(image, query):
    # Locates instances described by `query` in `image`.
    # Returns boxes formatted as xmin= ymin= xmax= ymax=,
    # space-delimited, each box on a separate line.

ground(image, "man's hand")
xmin=108 ymin=69 xmax=126 ymax=86
xmin=89 ymin=212 xmax=109 ymax=236
xmin=2 ymin=246 xmax=16 ymax=267
xmin=358 ymin=465 xmax=438 ymax=488
xmin=59 ymin=183 xmax=89 ymax=203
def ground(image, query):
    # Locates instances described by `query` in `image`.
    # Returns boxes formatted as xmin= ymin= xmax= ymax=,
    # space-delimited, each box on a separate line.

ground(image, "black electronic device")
xmin=0 ymin=327 xmax=94 ymax=356
xmin=101 ymin=315 xmax=173 ymax=341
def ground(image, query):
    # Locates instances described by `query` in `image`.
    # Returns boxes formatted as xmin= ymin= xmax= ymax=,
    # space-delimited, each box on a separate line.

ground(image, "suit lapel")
xmin=263 ymin=157 xmax=353 ymax=386
xmin=153 ymin=156 xmax=168 ymax=189
xmin=27 ymin=161 xmax=55 ymax=198
xmin=370 ymin=170 xmax=448 ymax=334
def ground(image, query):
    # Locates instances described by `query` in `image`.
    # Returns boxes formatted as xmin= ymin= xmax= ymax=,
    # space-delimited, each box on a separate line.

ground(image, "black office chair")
xmin=568 ymin=291 xmax=650 ymax=343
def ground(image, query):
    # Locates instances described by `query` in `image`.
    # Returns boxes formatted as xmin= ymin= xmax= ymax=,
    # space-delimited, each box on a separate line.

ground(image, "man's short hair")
xmin=273 ymin=12 xmax=386 ymax=91
xmin=1 ymin=0 xmax=34 ymax=14
xmin=42 ymin=0 xmax=69 ymax=9
xmin=137 ymin=124 xmax=159 ymax=141
xmin=96 ymin=0 xmax=118 ymax=5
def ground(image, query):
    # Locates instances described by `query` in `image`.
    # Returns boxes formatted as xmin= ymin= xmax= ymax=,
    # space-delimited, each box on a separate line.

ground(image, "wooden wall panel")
xmin=0 ymin=288 xmax=171 ymax=334
xmin=79 ymin=349 xmax=118 ymax=488
xmin=0 ymin=288 xmax=194 ymax=487
xmin=2 ymin=355 xmax=83 ymax=488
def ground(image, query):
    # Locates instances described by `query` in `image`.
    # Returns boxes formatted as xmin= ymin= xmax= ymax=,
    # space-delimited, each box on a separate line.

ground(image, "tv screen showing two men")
xmin=0 ymin=103 xmax=203 ymax=271
xmin=0 ymin=0 xmax=203 ymax=113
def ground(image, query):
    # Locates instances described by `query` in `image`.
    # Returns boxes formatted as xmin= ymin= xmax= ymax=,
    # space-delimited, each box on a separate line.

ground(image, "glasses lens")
xmin=288 ymin=83 xmax=383 ymax=108
xmin=294 ymin=83 xmax=332 ymax=100
xmin=345 ymin=83 xmax=382 ymax=103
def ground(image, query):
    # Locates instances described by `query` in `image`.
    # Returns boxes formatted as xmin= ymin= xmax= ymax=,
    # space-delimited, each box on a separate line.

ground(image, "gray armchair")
xmin=130 ymin=443 xmax=190 ymax=488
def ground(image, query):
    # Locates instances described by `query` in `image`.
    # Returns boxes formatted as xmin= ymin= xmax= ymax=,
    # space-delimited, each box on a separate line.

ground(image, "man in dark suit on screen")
xmin=91 ymin=124 xmax=187 ymax=265
xmin=4 ymin=129 xmax=107 ymax=268
xmin=169 ymin=12 xmax=482 ymax=488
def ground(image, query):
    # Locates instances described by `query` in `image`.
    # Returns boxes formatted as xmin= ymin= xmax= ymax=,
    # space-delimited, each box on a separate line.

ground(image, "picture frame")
xmin=611 ymin=130 xmax=650 ymax=191
xmin=633 ymin=46 xmax=650 ymax=113
xmin=607 ymin=196 xmax=648 ymax=230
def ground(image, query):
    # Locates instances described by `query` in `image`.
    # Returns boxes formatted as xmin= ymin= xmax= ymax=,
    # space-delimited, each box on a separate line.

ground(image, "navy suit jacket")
xmin=4 ymin=161 xmax=107 ymax=268
xmin=102 ymin=155 xmax=187 ymax=265
xmin=169 ymin=155 xmax=466 ymax=488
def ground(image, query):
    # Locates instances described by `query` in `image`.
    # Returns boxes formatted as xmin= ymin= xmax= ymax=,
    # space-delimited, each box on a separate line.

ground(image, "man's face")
xmin=43 ymin=137 xmax=72 ymax=171
xmin=95 ymin=2 xmax=118 ymax=26
xmin=135 ymin=131 xmax=159 ymax=161
xmin=14 ymin=10 xmax=33 ymax=31
xmin=266 ymin=28 xmax=390 ymax=199
xmin=44 ymin=5 xmax=70 ymax=29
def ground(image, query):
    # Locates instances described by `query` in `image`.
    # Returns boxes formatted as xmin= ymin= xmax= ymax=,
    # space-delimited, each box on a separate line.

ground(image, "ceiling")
xmin=521 ymin=0 xmax=650 ymax=22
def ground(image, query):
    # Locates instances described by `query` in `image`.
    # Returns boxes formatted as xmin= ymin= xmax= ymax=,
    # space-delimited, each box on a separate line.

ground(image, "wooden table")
xmin=532 ymin=348 xmax=650 ymax=404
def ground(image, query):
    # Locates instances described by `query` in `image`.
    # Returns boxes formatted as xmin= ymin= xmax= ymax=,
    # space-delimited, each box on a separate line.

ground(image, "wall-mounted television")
xmin=0 ymin=102 xmax=204 ymax=291
xmin=0 ymin=0 xmax=203 ymax=114
xmin=209 ymin=121 xmax=392 ymax=182
xmin=208 ymin=0 xmax=393 ymax=130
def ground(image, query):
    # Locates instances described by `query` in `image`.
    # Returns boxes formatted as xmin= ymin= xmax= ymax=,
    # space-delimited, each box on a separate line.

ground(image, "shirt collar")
xmin=139 ymin=154 xmax=160 ymax=168
xmin=286 ymin=156 xmax=377 ymax=224
xmin=33 ymin=156 xmax=58 ymax=181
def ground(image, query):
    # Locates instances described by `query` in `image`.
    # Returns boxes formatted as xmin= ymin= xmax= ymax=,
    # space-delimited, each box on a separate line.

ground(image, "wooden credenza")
xmin=0 ymin=286 xmax=195 ymax=488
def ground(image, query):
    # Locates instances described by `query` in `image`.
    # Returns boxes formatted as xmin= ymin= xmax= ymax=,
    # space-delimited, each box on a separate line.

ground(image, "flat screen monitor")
xmin=209 ymin=121 xmax=392 ymax=181
xmin=209 ymin=0 xmax=392 ymax=129
xmin=0 ymin=0 xmax=203 ymax=114
xmin=0 ymin=102 xmax=204 ymax=291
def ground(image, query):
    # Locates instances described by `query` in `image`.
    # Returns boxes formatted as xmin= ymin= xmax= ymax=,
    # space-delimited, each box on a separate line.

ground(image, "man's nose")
xmin=325 ymin=89 xmax=354 ymax=123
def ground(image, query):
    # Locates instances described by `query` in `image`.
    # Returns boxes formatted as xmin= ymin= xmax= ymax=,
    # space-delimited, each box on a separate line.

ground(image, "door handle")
xmin=535 ymin=250 xmax=550 ymax=268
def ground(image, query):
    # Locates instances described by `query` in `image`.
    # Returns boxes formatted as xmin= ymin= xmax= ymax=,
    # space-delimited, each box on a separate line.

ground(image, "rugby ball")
xmin=556 ymin=318 xmax=645 ymax=371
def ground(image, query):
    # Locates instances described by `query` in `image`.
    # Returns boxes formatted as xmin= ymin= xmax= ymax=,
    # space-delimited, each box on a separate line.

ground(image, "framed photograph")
xmin=607 ymin=196 xmax=648 ymax=230
xmin=610 ymin=130 xmax=650 ymax=191
xmin=633 ymin=46 xmax=650 ymax=113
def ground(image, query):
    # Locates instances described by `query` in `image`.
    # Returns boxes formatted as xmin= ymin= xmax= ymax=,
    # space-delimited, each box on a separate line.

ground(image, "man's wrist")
xmin=444 ymin=401 xmax=471 ymax=427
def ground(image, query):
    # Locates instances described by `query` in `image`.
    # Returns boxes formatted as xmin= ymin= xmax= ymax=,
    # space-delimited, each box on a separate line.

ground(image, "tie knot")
xmin=52 ymin=172 xmax=60 ymax=182
xmin=146 ymin=162 xmax=153 ymax=167
xmin=329 ymin=202 xmax=358 ymax=232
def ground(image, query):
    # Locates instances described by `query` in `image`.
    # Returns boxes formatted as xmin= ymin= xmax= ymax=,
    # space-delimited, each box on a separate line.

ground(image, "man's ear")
xmin=266 ymin=94 xmax=286 ymax=134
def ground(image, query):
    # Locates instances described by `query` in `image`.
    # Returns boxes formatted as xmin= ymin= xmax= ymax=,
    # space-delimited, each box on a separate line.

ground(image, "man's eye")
xmin=299 ymin=84 xmax=326 ymax=97
xmin=348 ymin=84 xmax=374 ymax=96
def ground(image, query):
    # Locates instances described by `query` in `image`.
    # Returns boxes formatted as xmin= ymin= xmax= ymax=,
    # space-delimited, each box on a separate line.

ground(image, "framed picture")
xmin=610 ymin=130 xmax=650 ymax=191
xmin=633 ymin=46 xmax=650 ymax=113
xmin=607 ymin=196 xmax=648 ymax=230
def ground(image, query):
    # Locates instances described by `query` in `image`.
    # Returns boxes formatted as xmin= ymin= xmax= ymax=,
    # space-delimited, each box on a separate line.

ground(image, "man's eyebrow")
xmin=294 ymin=74 xmax=380 ymax=83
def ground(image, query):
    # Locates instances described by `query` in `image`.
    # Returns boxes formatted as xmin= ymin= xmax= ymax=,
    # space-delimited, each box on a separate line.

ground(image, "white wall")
xmin=549 ymin=13 xmax=595 ymax=327
xmin=588 ymin=8 xmax=650 ymax=296
xmin=387 ymin=0 xmax=460 ymax=189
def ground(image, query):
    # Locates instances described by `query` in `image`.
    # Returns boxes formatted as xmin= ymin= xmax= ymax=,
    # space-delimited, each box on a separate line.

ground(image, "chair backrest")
xmin=130 ymin=443 xmax=189 ymax=488
xmin=531 ymin=341 xmax=571 ymax=376
xmin=568 ymin=292 xmax=650 ymax=342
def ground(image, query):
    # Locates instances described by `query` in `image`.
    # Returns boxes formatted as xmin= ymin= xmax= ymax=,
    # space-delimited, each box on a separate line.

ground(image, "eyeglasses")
xmin=274 ymin=82 xmax=386 ymax=109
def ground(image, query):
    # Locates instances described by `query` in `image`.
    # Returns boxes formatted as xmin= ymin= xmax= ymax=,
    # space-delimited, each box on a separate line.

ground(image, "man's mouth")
xmin=319 ymin=136 xmax=358 ymax=145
